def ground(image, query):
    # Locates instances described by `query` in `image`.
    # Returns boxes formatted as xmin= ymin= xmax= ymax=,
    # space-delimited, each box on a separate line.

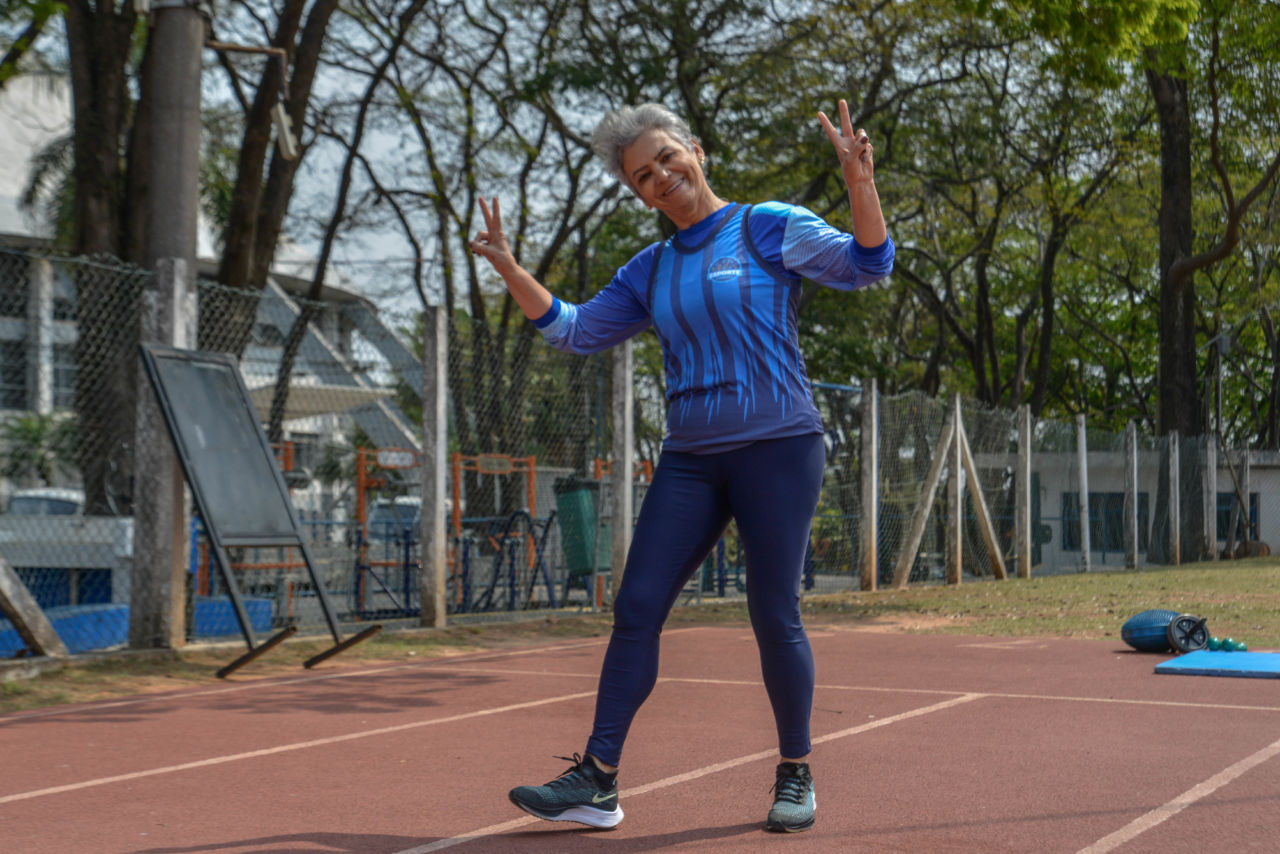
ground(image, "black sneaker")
xmin=765 ymin=761 xmax=815 ymax=832
xmin=508 ymin=753 xmax=624 ymax=829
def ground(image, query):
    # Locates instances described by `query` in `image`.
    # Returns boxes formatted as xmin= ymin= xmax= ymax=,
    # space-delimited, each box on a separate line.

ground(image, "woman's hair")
xmin=591 ymin=103 xmax=697 ymax=188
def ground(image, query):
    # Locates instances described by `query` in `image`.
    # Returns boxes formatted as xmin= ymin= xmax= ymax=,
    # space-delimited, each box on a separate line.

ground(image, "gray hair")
xmin=591 ymin=103 xmax=697 ymax=188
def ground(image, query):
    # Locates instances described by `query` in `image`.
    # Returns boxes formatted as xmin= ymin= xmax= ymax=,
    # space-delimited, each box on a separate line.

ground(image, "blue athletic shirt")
xmin=534 ymin=202 xmax=894 ymax=453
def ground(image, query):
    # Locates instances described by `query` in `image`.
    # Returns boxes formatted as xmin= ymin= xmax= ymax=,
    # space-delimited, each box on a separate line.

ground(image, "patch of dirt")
xmin=809 ymin=613 xmax=970 ymax=633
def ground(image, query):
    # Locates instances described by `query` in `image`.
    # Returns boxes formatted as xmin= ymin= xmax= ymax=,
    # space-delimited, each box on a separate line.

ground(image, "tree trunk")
xmin=63 ymin=0 xmax=142 ymax=517
xmin=1146 ymin=65 xmax=1200 ymax=439
xmin=63 ymin=0 xmax=135 ymax=257
xmin=1146 ymin=61 xmax=1203 ymax=563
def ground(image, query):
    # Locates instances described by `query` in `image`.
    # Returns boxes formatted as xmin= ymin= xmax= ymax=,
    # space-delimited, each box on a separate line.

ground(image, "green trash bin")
xmin=554 ymin=477 xmax=611 ymax=600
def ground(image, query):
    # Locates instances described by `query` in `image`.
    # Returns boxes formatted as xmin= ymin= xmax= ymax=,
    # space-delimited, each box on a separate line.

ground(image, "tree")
xmin=0 ymin=0 xmax=60 ymax=88
xmin=0 ymin=412 xmax=78 ymax=487
xmin=1145 ymin=0 xmax=1280 ymax=439
xmin=2 ymin=0 xmax=351 ymax=512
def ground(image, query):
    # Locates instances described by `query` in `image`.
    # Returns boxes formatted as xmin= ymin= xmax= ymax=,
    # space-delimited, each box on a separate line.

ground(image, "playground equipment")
xmin=448 ymin=453 xmax=546 ymax=610
xmin=352 ymin=447 xmax=422 ymax=620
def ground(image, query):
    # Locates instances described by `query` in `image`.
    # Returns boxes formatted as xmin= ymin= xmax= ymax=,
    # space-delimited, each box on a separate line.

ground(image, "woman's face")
xmin=620 ymin=128 xmax=713 ymax=225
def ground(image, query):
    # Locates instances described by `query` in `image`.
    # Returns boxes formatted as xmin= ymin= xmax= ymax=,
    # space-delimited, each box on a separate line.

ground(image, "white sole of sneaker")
xmin=511 ymin=800 xmax=625 ymax=829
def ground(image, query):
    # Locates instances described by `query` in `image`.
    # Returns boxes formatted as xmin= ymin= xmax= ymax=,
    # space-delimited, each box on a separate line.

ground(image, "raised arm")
xmin=469 ymin=196 xmax=553 ymax=320
xmin=817 ymin=99 xmax=887 ymax=249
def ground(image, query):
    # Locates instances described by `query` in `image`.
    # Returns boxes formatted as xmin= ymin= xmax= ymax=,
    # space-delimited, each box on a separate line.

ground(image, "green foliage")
xmin=0 ymin=0 xmax=63 ymax=83
xmin=198 ymin=106 xmax=244 ymax=250
xmin=17 ymin=131 xmax=74 ymax=244
xmin=0 ymin=412 xmax=78 ymax=486
xmin=963 ymin=0 xmax=1198 ymax=83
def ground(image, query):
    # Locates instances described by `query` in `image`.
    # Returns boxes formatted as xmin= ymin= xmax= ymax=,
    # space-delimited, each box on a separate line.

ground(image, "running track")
xmin=3 ymin=626 xmax=1279 ymax=853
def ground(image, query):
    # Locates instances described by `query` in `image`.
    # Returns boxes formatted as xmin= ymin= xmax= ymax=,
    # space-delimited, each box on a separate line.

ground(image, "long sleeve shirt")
xmin=534 ymin=201 xmax=894 ymax=453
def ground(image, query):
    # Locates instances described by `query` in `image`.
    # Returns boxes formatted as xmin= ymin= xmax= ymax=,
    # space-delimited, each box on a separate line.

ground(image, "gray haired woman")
xmin=473 ymin=99 xmax=893 ymax=834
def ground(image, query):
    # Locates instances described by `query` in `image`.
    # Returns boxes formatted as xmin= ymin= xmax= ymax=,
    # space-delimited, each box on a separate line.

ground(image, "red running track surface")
xmin=2 ymin=626 xmax=1279 ymax=853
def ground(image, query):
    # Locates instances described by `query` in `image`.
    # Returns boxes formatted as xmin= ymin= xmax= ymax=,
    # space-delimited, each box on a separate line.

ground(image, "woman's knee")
xmin=747 ymin=601 xmax=804 ymax=645
xmin=611 ymin=588 xmax=670 ymax=635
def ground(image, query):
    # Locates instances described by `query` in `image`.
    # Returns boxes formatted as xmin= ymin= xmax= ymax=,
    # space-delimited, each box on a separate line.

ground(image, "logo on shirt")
xmin=708 ymin=256 xmax=743 ymax=283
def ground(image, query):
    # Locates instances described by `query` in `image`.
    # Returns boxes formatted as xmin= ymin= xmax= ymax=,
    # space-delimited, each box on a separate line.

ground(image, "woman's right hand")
xmin=469 ymin=196 xmax=516 ymax=275
xmin=467 ymin=196 xmax=555 ymax=320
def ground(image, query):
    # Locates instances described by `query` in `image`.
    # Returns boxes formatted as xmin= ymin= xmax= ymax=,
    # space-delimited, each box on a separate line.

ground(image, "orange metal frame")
xmin=450 ymin=453 xmax=538 ymax=537
xmin=592 ymin=457 xmax=654 ymax=483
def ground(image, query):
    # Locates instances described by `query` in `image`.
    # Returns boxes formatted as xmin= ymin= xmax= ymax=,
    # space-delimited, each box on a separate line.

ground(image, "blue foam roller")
xmin=1121 ymin=609 xmax=1181 ymax=652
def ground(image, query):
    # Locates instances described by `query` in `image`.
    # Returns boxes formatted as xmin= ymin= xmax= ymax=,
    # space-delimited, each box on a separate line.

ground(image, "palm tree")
xmin=0 ymin=412 xmax=78 ymax=487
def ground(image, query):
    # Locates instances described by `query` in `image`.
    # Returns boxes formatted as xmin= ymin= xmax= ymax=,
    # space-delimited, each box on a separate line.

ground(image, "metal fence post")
xmin=860 ymin=378 xmax=878 ymax=590
xmin=1242 ymin=443 xmax=1251 ymax=548
xmin=1125 ymin=420 xmax=1138 ymax=569
xmin=1205 ymin=434 xmax=1217 ymax=560
xmin=946 ymin=395 xmax=963 ymax=585
xmin=1077 ymin=414 xmax=1091 ymax=572
xmin=610 ymin=339 xmax=634 ymax=604
xmin=1168 ymin=431 xmax=1180 ymax=565
xmin=421 ymin=304 xmax=448 ymax=627
xmin=1016 ymin=405 xmax=1031 ymax=578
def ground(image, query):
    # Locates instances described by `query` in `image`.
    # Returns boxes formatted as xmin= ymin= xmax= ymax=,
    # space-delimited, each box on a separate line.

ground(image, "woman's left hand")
xmin=818 ymin=98 xmax=874 ymax=187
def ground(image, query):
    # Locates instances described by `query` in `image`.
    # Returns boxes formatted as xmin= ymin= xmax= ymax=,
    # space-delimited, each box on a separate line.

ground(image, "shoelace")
xmin=771 ymin=768 xmax=811 ymax=804
xmin=547 ymin=753 xmax=594 ymax=789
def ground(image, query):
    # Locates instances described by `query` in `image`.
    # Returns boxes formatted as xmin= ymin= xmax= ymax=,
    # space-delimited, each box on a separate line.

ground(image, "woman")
xmin=469 ymin=99 xmax=892 ymax=833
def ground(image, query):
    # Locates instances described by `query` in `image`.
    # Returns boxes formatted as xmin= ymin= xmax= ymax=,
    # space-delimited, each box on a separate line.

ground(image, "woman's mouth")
xmin=662 ymin=177 xmax=686 ymax=198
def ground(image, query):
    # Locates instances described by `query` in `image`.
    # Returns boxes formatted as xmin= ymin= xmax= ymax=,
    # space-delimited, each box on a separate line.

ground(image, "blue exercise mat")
xmin=1155 ymin=649 xmax=1280 ymax=678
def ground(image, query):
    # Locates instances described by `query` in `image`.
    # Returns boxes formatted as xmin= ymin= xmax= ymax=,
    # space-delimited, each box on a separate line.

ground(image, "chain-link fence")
xmin=2 ymin=244 xmax=1275 ymax=661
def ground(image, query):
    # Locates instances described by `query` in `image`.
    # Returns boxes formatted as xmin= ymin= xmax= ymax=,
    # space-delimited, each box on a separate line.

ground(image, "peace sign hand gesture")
xmin=469 ymin=196 xmax=516 ymax=275
xmin=818 ymin=98 xmax=874 ymax=188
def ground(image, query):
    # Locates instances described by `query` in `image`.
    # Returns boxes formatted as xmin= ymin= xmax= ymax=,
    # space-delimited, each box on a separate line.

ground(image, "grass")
xmin=4 ymin=559 xmax=1279 ymax=715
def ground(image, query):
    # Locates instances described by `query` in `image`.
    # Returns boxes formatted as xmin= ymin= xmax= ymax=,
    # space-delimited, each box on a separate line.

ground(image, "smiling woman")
xmin=470 ymin=100 xmax=893 ymax=835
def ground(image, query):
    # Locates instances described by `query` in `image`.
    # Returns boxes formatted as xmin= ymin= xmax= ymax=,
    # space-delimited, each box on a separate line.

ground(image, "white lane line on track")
xmin=412 ymin=668 xmax=1280 ymax=714
xmin=0 ymin=631 xmax=642 ymax=724
xmin=0 ymin=690 xmax=597 ymax=805
xmin=1077 ymin=733 xmax=1280 ymax=854
xmin=394 ymin=693 xmax=985 ymax=853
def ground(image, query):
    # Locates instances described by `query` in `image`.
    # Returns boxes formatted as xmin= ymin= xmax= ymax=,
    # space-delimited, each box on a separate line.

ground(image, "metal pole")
xmin=1124 ymin=420 xmax=1138 ymax=569
xmin=1205 ymin=434 xmax=1217 ymax=561
xmin=860 ymin=378 xmax=878 ymax=590
xmin=421 ymin=304 xmax=449 ymax=627
xmin=946 ymin=395 xmax=963 ymax=585
xmin=1016 ymin=405 xmax=1031 ymax=578
xmin=1242 ymin=443 xmax=1251 ymax=548
xmin=1076 ymin=414 xmax=1091 ymax=572
xmin=1168 ymin=431 xmax=1181 ymax=565
xmin=610 ymin=339 xmax=634 ymax=605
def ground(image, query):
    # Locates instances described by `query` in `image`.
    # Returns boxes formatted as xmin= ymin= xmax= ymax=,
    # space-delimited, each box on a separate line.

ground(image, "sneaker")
xmin=765 ymin=761 xmax=815 ymax=832
xmin=508 ymin=753 xmax=624 ymax=829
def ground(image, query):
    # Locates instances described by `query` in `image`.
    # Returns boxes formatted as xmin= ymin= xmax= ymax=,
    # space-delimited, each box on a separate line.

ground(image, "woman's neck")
xmin=669 ymin=195 xmax=729 ymax=231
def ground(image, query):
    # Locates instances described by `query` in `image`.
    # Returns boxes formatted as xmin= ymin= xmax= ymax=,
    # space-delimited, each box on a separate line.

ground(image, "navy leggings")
xmin=584 ymin=433 xmax=825 ymax=766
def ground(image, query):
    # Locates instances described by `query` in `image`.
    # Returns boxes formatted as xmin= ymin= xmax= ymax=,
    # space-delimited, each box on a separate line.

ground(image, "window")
xmin=1062 ymin=491 xmax=1149 ymax=552
xmin=288 ymin=431 xmax=320 ymax=474
xmin=53 ymin=343 xmax=76 ymax=409
xmin=1216 ymin=492 xmax=1258 ymax=542
xmin=0 ymin=340 xmax=25 ymax=408
xmin=0 ymin=272 xmax=26 ymax=317
xmin=52 ymin=270 xmax=77 ymax=321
